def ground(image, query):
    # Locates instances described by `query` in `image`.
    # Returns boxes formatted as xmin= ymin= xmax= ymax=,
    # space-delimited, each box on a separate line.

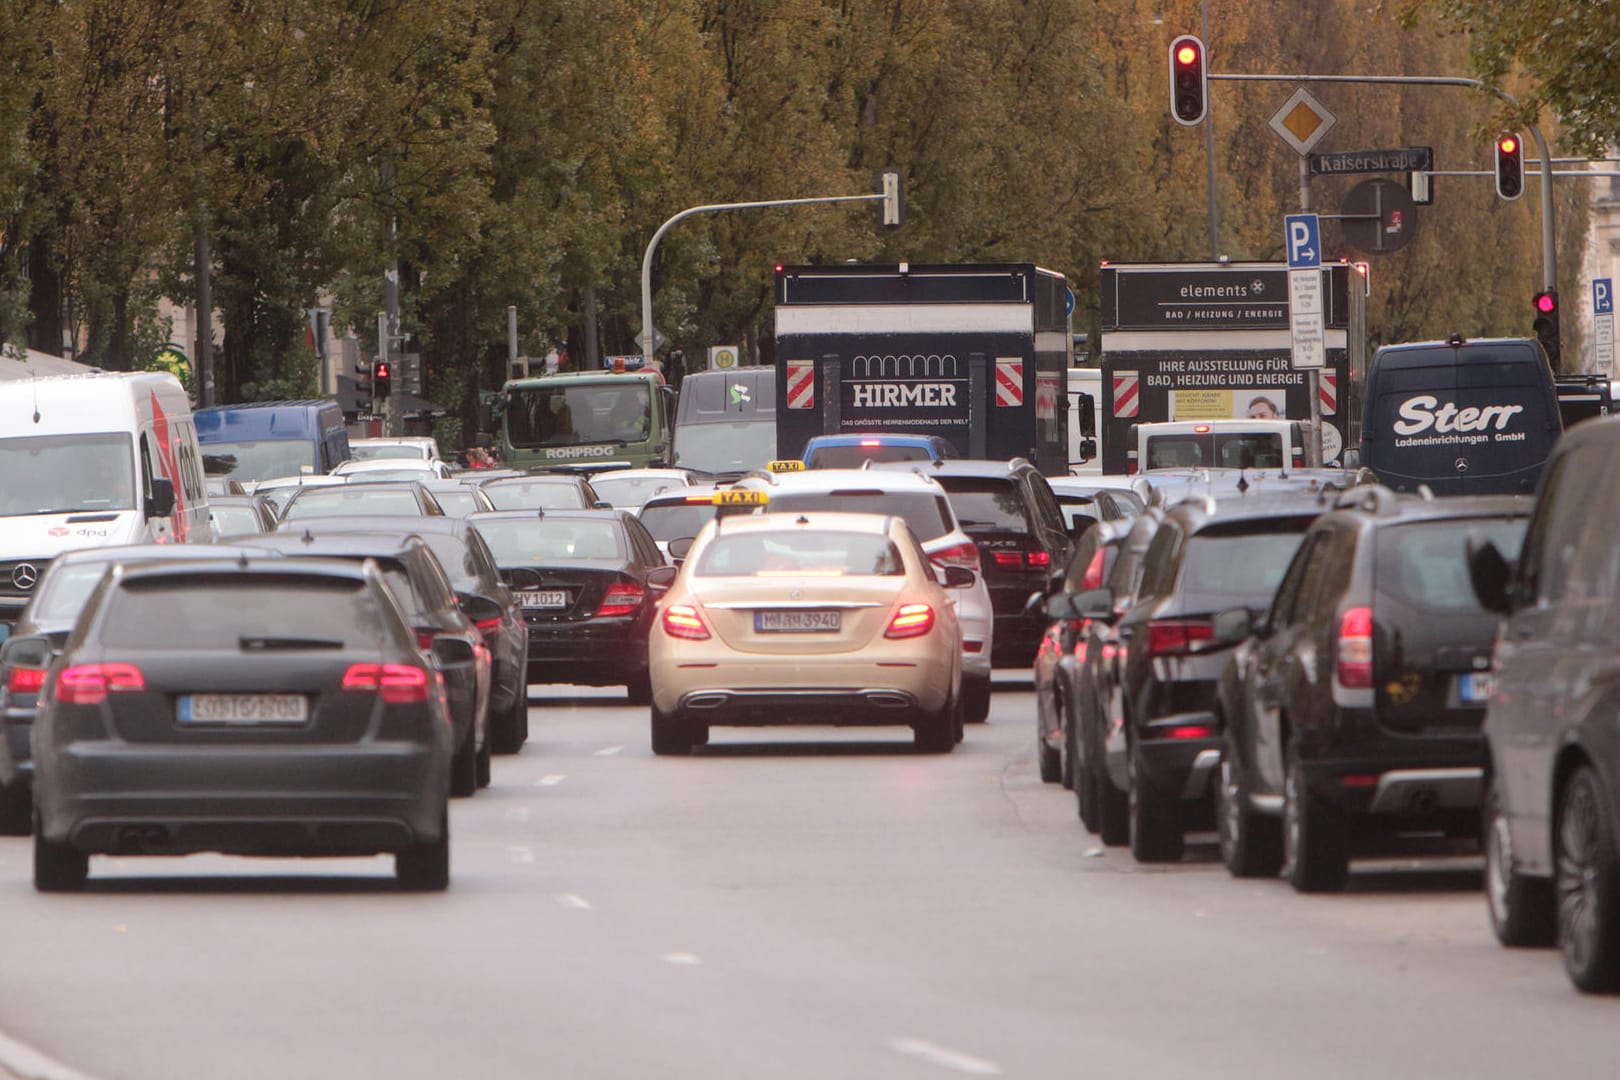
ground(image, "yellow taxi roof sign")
xmin=767 ymin=459 xmax=805 ymax=473
xmin=713 ymin=489 xmax=769 ymax=506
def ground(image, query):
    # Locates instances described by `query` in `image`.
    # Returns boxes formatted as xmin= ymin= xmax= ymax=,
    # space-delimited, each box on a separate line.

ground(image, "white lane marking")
xmin=534 ymin=774 xmax=567 ymax=787
xmin=555 ymin=892 xmax=593 ymax=911
xmin=889 ymin=1037 xmax=1002 ymax=1076
xmin=508 ymin=845 xmax=534 ymax=864
xmin=594 ymin=745 xmax=624 ymax=757
xmin=660 ymin=952 xmax=702 ymax=966
xmin=0 ymin=1026 xmax=104 ymax=1080
xmin=504 ymin=806 xmax=531 ymax=823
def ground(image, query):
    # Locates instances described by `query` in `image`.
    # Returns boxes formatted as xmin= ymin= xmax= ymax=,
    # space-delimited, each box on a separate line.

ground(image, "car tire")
xmin=396 ymin=811 xmax=450 ymax=892
xmin=0 ymin=782 xmax=31 ymax=837
xmin=1556 ymin=764 xmax=1620 ymax=992
xmin=475 ymin=734 xmax=492 ymax=790
xmin=1283 ymin=755 xmax=1349 ymax=893
xmin=1129 ymin=743 xmax=1184 ymax=863
xmin=1071 ymin=723 xmax=1099 ymax=832
xmin=34 ymin=825 xmax=88 ymax=894
xmin=1037 ymin=730 xmax=1062 ymax=783
xmin=1217 ymin=754 xmax=1283 ymax=879
xmin=952 ymin=691 xmax=965 ymax=745
xmin=1059 ymin=701 xmax=1076 ymax=791
xmin=1095 ymin=750 xmax=1130 ymax=846
xmin=626 ymin=669 xmax=652 ymax=707
xmin=650 ymin=703 xmax=693 ymax=756
xmin=914 ymin=697 xmax=956 ymax=754
xmin=450 ymin=728 xmax=479 ymax=798
xmin=963 ymin=675 xmax=992 ymax=724
xmin=1484 ymin=775 xmax=1555 ymax=947
xmin=490 ymin=691 xmax=527 ymax=755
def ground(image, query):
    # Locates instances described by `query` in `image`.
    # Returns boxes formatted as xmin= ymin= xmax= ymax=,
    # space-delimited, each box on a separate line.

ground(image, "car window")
xmin=475 ymin=518 xmax=624 ymax=562
xmin=98 ymin=576 xmax=383 ymax=648
xmin=1025 ymin=473 xmax=1065 ymax=535
xmin=938 ymin=478 xmax=1030 ymax=533
xmin=482 ymin=481 xmax=589 ymax=510
xmin=1376 ymin=517 xmax=1529 ymax=612
xmin=1178 ymin=521 xmax=1313 ymax=607
xmin=1517 ymin=449 xmax=1580 ymax=606
xmin=1269 ymin=532 xmax=1320 ymax=628
xmin=408 ymin=546 xmax=459 ymax=611
xmin=639 ymin=501 xmax=718 ymax=542
xmin=695 ymin=531 xmax=904 ymax=577
xmin=1136 ymin=522 xmax=1184 ymax=599
xmin=765 ymin=490 xmax=951 ymax=543
xmin=282 ymin=488 xmax=424 ymax=520
xmin=807 ymin=444 xmax=932 ymax=468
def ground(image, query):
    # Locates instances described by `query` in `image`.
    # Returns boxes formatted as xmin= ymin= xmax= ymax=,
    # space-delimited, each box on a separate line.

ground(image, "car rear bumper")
xmin=36 ymin=742 xmax=448 ymax=853
xmin=652 ymin=654 xmax=954 ymax=719
xmin=1135 ymin=711 xmax=1224 ymax=800
xmin=526 ymin=620 xmax=646 ymax=684
xmin=2 ymin=712 xmax=32 ymax=784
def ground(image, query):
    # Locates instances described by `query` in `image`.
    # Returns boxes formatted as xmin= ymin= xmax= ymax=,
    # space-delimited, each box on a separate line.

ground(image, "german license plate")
xmin=1459 ymin=672 xmax=1496 ymax=703
xmin=180 ymin=694 xmax=308 ymax=725
xmin=756 ymin=610 xmax=840 ymax=632
xmin=516 ymin=590 xmax=569 ymax=609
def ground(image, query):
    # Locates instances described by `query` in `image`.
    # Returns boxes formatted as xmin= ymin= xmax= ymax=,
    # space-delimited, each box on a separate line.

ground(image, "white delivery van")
xmin=0 ymin=372 xmax=212 ymax=629
xmin=1126 ymin=418 xmax=1307 ymax=474
xmin=1067 ymin=367 xmax=1102 ymax=475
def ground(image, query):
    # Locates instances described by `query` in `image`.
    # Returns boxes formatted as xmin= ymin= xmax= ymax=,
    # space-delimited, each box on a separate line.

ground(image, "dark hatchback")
xmin=274 ymin=515 xmax=530 ymax=755
xmin=1215 ymin=487 xmax=1529 ymax=892
xmin=238 ymin=532 xmax=490 ymax=796
xmin=469 ymin=509 xmax=667 ymax=701
xmin=27 ymin=558 xmax=457 ymax=892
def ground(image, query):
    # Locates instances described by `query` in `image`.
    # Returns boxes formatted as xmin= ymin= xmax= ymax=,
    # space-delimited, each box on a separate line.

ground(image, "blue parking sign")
xmin=1595 ymin=278 xmax=1613 ymax=316
xmin=1285 ymin=214 xmax=1321 ymax=270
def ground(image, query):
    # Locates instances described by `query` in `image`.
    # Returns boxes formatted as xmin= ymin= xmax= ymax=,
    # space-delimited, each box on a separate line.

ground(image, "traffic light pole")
xmin=639 ymin=190 xmax=890 ymax=371
xmin=1209 ymin=72 xmax=1557 ymax=293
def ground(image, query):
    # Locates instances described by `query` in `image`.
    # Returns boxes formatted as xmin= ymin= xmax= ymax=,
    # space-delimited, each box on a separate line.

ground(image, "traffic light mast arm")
xmin=1209 ymin=71 xmax=1556 ymax=293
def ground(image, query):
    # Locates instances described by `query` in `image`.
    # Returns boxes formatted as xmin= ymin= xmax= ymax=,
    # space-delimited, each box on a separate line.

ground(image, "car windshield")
xmin=695 ymin=531 xmax=905 ymax=577
xmin=201 ymin=440 xmax=317 ymax=484
xmin=672 ymin=422 xmax=776 ymax=474
xmin=764 ymin=491 xmax=952 ymax=543
xmin=505 ymin=384 xmax=651 ymax=448
xmin=350 ymin=444 xmax=426 ymax=461
xmin=482 ymin=481 xmax=589 ymax=511
xmin=938 ymin=479 xmax=1030 ymax=533
xmin=0 ymin=432 xmax=136 ymax=517
xmin=282 ymin=488 xmax=423 ymax=520
xmin=1146 ymin=434 xmax=1284 ymax=470
xmin=807 ymin=443 xmax=932 ymax=468
xmin=638 ymin=501 xmax=718 ymax=542
xmin=430 ymin=490 xmax=484 ymax=517
xmin=475 ymin=519 xmax=624 ymax=562
xmin=209 ymin=504 xmax=265 ymax=536
xmin=99 ymin=576 xmax=382 ymax=649
xmin=591 ymin=474 xmax=689 ymax=508
xmin=1179 ymin=525 xmax=1311 ymax=604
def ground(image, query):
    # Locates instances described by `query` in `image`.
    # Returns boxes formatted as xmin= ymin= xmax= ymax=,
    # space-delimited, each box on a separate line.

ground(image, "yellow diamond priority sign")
xmin=1268 ymin=88 xmax=1336 ymax=156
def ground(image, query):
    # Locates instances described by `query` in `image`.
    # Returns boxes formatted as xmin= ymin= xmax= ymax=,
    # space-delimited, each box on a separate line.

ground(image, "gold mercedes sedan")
xmin=647 ymin=511 xmax=970 ymax=755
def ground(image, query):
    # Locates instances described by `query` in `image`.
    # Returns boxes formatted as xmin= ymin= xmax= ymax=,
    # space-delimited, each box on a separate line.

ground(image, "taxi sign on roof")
xmin=767 ymin=459 xmax=806 ymax=472
xmin=713 ymin=489 xmax=769 ymax=506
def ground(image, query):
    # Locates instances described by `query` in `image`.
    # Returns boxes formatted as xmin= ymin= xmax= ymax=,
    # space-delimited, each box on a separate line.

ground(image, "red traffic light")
xmin=1167 ymin=35 xmax=1208 ymax=127
xmin=1535 ymin=292 xmax=1557 ymax=314
xmin=1495 ymin=131 xmax=1525 ymax=201
xmin=1175 ymin=43 xmax=1199 ymax=67
xmin=1497 ymin=135 xmax=1517 ymax=155
xmin=375 ymin=361 xmax=391 ymax=378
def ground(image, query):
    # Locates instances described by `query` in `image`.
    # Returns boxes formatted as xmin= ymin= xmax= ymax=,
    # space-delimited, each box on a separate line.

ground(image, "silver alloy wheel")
xmin=1219 ymin=757 xmax=1241 ymax=858
xmin=1557 ymin=778 xmax=1602 ymax=973
xmin=1487 ymin=806 xmax=1515 ymax=928
xmin=1283 ymin=767 xmax=1301 ymax=876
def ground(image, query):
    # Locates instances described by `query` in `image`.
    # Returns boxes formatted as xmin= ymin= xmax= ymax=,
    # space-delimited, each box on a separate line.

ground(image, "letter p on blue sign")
xmin=1285 ymin=214 xmax=1321 ymax=269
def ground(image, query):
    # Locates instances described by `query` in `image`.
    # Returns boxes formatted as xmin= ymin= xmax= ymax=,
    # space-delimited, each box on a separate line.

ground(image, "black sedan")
xmin=468 ymin=509 xmax=665 ymax=701
xmin=26 ymin=557 xmax=458 ymax=891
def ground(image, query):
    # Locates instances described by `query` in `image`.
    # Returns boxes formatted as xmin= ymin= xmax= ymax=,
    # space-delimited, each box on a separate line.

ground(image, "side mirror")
xmin=1211 ymin=606 xmax=1255 ymax=645
xmin=1466 ymin=533 xmax=1513 ymax=615
xmin=1079 ymin=437 xmax=1098 ymax=461
xmin=146 ymin=477 xmax=176 ymax=518
xmin=430 ymin=635 xmax=478 ymax=669
xmin=942 ymin=565 xmax=976 ymax=589
xmin=1043 ymin=592 xmax=1080 ymax=621
xmin=667 ymin=536 xmax=695 ymax=562
xmin=460 ymin=594 xmax=504 ymax=627
xmin=1341 ymin=447 xmax=1361 ymax=469
xmin=1070 ymin=586 xmax=1115 ymax=621
xmin=593 ymin=500 xmax=612 ymax=509
xmin=647 ymin=565 xmax=678 ymax=592
xmin=0 ymin=633 xmax=54 ymax=670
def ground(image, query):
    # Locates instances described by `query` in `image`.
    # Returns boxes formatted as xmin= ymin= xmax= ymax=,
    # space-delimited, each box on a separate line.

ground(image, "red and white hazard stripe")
xmin=1113 ymin=374 xmax=1139 ymax=418
xmin=994 ymin=358 xmax=1023 ymax=407
xmin=785 ymin=359 xmax=815 ymax=410
xmin=1320 ymin=372 xmax=1338 ymax=415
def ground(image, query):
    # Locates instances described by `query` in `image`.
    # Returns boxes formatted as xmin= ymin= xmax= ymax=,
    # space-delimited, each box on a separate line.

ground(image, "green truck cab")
xmin=492 ymin=370 xmax=675 ymax=470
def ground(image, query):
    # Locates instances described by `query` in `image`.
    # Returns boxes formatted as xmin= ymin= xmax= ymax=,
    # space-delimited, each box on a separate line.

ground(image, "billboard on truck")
xmin=1097 ymin=262 xmax=1364 ymax=474
xmin=774 ymin=264 xmax=1070 ymax=475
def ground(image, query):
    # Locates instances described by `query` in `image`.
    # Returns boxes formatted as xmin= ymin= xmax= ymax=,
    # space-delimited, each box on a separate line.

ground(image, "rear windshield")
xmin=937 ymin=479 xmax=1030 ymax=534
xmin=1178 ymin=523 xmax=1312 ymax=605
xmin=1146 ymin=433 xmax=1284 ymax=470
xmin=764 ymin=491 xmax=952 ymax=542
xmin=209 ymin=504 xmax=265 ymax=536
xmin=1375 ymin=517 xmax=1527 ymax=611
xmin=282 ymin=488 xmax=422 ymax=520
xmin=638 ymin=502 xmax=718 ymax=542
xmin=475 ymin=518 xmax=624 ymax=562
xmin=591 ymin=474 xmax=689 ymax=507
xmin=201 ymin=439 xmax=316 ymax=484
xmin=350 ymin=444 xmax=427 ymax=461
xmin=429 ymin=490 xmax=482 ymax=517
xmin=695 ymin=531 xmax=904 ymax=577
xmin=807 ymin=444 xmax=932 ymax=468
xmin=99 ymin=578 xmax=383 ymax=649
xmin=482 ymin=481 xmax=589 ymax=510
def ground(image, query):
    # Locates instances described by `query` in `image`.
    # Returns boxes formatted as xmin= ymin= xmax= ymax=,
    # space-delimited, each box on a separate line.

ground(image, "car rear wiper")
xmin=238 ymin=636 xmax=346 ymax=651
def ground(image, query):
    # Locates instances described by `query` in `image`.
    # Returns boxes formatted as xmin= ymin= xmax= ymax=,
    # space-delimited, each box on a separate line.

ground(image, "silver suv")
xmin=731 ymin=468 xmax=995 ymax=721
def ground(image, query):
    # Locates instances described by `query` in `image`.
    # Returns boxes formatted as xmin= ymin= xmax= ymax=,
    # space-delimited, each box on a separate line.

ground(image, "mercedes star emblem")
xmin=11 ymin=563 xmax=39 ymax=590
xmin=1454 ymin=457 xmax=1470 ymax=473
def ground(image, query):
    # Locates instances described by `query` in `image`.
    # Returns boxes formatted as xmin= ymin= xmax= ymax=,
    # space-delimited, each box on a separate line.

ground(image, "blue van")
xmin=195 ymin=400 xmax=351 ymax=488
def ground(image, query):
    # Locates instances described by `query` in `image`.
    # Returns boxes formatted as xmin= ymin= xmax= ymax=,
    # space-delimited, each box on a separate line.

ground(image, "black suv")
xmin=1469 ymin=416 xmax=1620 ymax=991
xmin=898 ymin=459 xmax=1073 ymax=667
xmin=1216 ymin=486 xmax=1529 ymax=893
xmin=1076 ymin=493 xmax=1327 ymax=863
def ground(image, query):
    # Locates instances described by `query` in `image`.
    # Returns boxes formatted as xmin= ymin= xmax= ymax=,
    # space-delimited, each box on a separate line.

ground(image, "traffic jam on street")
xmin=4 ymin=8 xmax=1620 ymax=1080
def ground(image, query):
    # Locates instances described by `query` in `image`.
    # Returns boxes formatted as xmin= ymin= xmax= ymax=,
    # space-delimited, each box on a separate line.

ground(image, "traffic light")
xmin=373 ymin=358 xmax=392 ymax=399
xmin=1533 ymin=291 xmax=1561 ymax=370
xmin=1168 ymin=35 xmax=1208 ymax=127
xmin=879 ymin=168 xmax=904 ymax=228
xmin=1495 ymin=132 xmax=1524 ymax=201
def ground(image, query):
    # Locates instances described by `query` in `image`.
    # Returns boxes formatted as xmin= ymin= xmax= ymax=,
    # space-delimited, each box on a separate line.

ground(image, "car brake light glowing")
xmin=1026 ymin=550 xmax=1050 ymax=568
xmin=5 ymin=666 xmax=46 ymax=694
xmin=1337 ymin=605 xmax=1374 ymax=688
xmin=663 ymin=604 xmax=710 ymax=640
xmin=992 ymin=551 xmax=1023 ymax=568
xmin=56 ymin=663 xmax=144 ymax=706
xmin=964 ymin=640 xmax=984 ymax=654
xmin=1194 ymin=424 xmax=1211 ymax=433
xmin=415 ymin=629 xmax=438 ymax=651
xmin=860 ymin=439 xmax=881 ymax=447
xmin=1340 ymin=773 xmax=1379 ymax=789
xmin=342 ymin=663 xmax=431 ymax=705
xmin=1166 ymin=725 xmax=1213 ymax=740
xmin=1145 ymin=619 xmax=1215 ymax=657
xmin=596 ymin=582 xmax=646 ymax=617
xmin=929 ymin=540 xmax=981 ymax=571
xmin=885 ymin=603 xmax=935 ymax=639
xmin=474 ymin=616 xmax=503 ymax=637
xmin=1079 ymin=548 xmax=1107 ymax=590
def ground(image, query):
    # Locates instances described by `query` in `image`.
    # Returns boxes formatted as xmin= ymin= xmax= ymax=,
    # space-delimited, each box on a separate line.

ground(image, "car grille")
xmin=0 ymin=558 xmax=51 ymax=600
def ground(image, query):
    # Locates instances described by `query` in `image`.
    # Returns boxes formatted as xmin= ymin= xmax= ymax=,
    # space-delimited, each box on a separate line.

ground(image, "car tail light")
xmin=1340 ymin=773 xmax=1379 ymax=789
xmin=415 ymin=629 xmax=438 ymax=651
xmin=342 ymin=663 xmax=432 ymax=705
xmin=860 ymin=439 xmax=881 ymax=447
xmin=992 ymin=551 xmax=1023 ymax=568
xmin=929 ymin=540 xmax=981 ymax=571
xmin=1166 ymin=724 xmax=1213 ymax=740
xmin=1026 ymin=550 xmax=1051 ymax=568
xmin=473 ymin=615 xmax=503 ymax=637
xmin=1336 ymin=606 xmax=1374 ymax=688
xmin=1145 ymin=619 xmax=1215 ymax=657
xmin=1079 ymin=548 xmax=1107 ymax=590
xmin=56 ymin=663 xmax=144 ymax=706
xmin=662 ymin=604 xmax=710 ymax=640
xmin=885 ymin=603 xmax=935 ymax=639
xmin=596 ymin=582 xmax=646 ymax=617
xmin=5 ymin=666 xmax=46 ymax=695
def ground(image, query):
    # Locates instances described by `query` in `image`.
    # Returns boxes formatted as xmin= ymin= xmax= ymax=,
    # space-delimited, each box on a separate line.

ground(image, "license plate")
xmin=180 ymin=694 xmax=308 ymax=725
xmin=756 ymin=610 xmax=840 ymax=632
xmin=1459 ymin=672 xmax=1497 ymax=703
xmin=516 ymin=590 xmax=569 ymax=609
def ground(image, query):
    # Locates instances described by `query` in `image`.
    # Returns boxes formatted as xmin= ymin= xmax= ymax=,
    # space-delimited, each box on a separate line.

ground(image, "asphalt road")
xmin=0 ymin=676 xmax=1614 ymax=1079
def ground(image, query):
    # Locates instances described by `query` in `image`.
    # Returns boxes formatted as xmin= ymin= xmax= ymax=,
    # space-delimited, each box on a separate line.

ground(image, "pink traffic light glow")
xmin=1176 ymin=44 xmax=1199 ymax=66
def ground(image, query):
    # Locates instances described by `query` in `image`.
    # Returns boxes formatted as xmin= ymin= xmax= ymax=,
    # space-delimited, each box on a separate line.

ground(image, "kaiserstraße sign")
xmin=1310 ymin=147 xmax=1433 ymax=176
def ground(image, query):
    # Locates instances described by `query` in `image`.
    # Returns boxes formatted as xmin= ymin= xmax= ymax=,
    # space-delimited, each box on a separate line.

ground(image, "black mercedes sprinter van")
xmin=1360 ymin=336 xmax=1561 ymax=495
